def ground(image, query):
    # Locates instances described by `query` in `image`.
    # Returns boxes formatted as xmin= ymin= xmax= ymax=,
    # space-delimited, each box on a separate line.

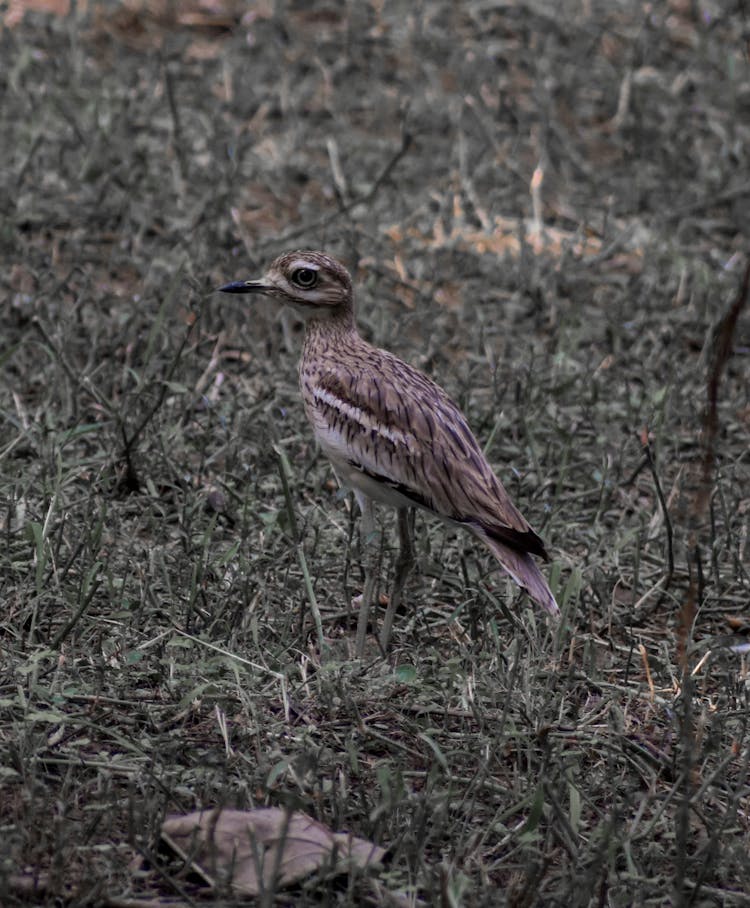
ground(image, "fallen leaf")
xmin=434 ymin=283 xmax=462 ymax=311
xmin=161 ymin=807 xmax=385 ymax=896
xmin=725 ymin=614 xmax=750 ymax=632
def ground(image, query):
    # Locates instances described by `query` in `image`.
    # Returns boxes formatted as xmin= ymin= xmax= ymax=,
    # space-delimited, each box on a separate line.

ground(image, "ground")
xmin=1 ymin=1 xmax=749 ymax=905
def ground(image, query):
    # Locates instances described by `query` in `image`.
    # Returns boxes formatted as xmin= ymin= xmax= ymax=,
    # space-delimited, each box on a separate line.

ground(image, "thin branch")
xmin=664 ymin=181 xmax=750 ymax=222
xmin=260 ymin=129 xmax=413 ymax=250
xmin=162 ymin=56 xmax=188 ymax=183
xmin=702 ymin=261 xmax=750 ymax=491
xmin=120 ymin=289 xmax=199 ymax=491
xmin=640 ymin=431 xmax=674 ymax=593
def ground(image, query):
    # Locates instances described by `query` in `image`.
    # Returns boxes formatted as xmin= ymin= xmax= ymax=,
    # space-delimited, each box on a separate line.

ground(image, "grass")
xmin=1 ymin=1 xmax=749 ymax=905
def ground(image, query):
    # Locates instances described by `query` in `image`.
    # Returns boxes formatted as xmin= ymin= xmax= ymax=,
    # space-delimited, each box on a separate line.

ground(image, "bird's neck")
xmin=302 ymin=306 xmax=359 ymax=352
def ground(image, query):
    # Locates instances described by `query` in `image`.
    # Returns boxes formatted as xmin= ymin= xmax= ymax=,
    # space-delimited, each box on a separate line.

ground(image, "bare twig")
xmin=701 ymin=262 xmax=750 ymax=495
xmin=675 ymin=262 xmax=750 ymax=905
xmin=640 ymin=430 xmax=674 ymax=593
xmin=120 ymin=270 xmax=196 ymax=490
xmin=664 ymin=181 xmax=750 ymax=222
xmin=162 ymin=57 xmax=188 ymax=183
xmin=259 ymin=129 xmax=413 ymax=250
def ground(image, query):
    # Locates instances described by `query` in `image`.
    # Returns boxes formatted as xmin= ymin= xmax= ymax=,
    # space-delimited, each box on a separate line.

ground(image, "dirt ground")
xmin=1 ymin=1 xmax=750 ymax=905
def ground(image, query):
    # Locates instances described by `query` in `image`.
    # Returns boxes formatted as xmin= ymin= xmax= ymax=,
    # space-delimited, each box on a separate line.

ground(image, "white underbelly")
xmin=320 ymin=444 xmax=464 ymax=537
xmin=330 ymin=455 xmax=418 ymax=510
xmin=307 ymin=405 xmax=451 ymax=519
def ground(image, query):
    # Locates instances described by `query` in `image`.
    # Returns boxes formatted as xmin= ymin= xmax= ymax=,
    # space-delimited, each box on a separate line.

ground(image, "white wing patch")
xmin=307 ymin=385 xmax=424 ymax=511
xmin=312 ymin=386 xmax=412 ymax=448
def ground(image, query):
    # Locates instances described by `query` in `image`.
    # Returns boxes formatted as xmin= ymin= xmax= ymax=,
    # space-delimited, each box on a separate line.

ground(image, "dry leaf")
xmin=161 ymin=807 xmax=385 ymax=896
xmin=4 ymin=0 xmax=80 ymax=28
xmin=434 ymin=283 xmax=462 ymax=311
xmin=724 ymin=614 xmax=750 ymax=632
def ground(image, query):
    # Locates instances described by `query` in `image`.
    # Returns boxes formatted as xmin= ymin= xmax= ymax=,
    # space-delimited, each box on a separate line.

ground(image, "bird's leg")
xmin=379 ymin=507 xmax=415 ymax=651
xmin=354 ymin=492 xmax=378 ymax=657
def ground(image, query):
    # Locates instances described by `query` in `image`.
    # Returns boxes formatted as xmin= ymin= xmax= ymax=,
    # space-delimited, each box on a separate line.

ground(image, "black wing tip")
xmin=483 ymin=524 xmax=549 ymax=561
xmin=345 ymin=462 xmax=552 ymax=562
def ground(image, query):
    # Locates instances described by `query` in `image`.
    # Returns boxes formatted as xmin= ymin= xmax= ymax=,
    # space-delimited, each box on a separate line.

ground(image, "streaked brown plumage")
xmin=220 ymin=251 xmax=558 ymax=652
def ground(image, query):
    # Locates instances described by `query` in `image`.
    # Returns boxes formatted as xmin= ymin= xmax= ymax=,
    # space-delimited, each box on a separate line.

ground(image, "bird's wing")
xmin=304 ymin=351 xmax=547 ymax=560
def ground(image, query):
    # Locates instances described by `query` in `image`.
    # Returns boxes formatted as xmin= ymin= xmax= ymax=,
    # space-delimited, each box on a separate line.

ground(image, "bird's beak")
xmin=217 ymin=279 xmax=269 ymax=294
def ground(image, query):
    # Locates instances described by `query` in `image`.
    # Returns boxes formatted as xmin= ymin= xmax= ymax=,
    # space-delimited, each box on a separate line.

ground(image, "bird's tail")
xmin=479 ymin=532 xmax=560 ymax=618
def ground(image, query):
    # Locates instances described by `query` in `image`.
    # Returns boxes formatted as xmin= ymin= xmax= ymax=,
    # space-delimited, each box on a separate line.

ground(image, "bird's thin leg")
xmin=354 ymin=491 xmax=378 ymax=657
xmin=379 ymin=507 xmax=415 ymax=651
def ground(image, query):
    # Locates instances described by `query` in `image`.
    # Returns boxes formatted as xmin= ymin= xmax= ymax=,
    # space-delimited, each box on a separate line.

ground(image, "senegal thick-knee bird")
xmin=219 ymin=251 xmax=558 ymax=654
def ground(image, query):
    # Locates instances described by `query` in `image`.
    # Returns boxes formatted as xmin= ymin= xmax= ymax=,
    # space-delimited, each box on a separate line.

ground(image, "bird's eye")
xmin=292 ymin=268 xmax=318 ymax=289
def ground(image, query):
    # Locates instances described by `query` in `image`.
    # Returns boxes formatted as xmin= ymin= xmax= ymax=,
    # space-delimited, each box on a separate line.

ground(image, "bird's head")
xmin=219 ymin=251 xmax=353 ymax=318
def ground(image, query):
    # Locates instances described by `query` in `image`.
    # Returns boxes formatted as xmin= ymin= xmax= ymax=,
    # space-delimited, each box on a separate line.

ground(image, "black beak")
xmin=217 ymin=280 xmax=268 ymax=294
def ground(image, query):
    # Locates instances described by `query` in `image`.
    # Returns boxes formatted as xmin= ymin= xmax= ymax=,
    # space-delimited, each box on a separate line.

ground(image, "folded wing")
xmin=304 ymin=349 xmax=549 ymax=563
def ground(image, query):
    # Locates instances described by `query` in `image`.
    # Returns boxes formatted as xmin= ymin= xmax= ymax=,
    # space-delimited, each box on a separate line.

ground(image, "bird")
xmin=219 ymin=251 xmax=559 ymax=654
